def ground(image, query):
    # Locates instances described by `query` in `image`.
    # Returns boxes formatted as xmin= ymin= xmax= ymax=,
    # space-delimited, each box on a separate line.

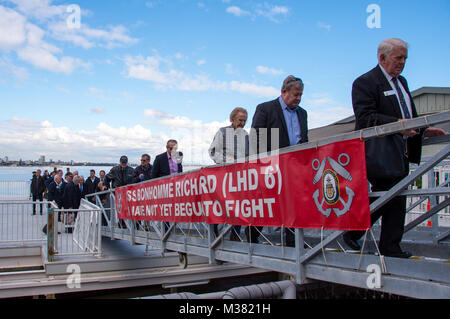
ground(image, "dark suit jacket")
xmin=134 ymin=164 xmax=153 ymax=182
xmin=63 ymin=182 xmax=86 ymax=209
xmin=30 ymin=176 xmax=46 ymax=196
xmin=352 ymin=65 xmax=422 ymax=171
xmin=251 ymin=97 xmax=308 ymax=153
xmin=151 ymin=152 xmax=183 ymax=179
xmin=85 ymin=176 xmax=100 ymax=195
xmin=47 ymin=181 xmax=66 ymax=208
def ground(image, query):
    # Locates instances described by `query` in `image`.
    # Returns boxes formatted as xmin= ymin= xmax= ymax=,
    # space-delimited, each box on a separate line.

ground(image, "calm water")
xmin=0 ymin=166 xmax=114 ymax=182
xmin=0 ymin=164 xmax=203 ymax=182
xmin=0 ymin=165 xmax=202 ymax=199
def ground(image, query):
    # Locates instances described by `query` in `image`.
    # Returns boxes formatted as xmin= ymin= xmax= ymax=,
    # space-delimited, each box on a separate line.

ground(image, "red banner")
xmin=115 ymin=138 xmax=370 ymax=230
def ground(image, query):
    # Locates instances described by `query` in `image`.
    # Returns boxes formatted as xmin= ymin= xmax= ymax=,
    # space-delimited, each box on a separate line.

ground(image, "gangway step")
xmin=0 ymin=246 xmax=44 ymax=273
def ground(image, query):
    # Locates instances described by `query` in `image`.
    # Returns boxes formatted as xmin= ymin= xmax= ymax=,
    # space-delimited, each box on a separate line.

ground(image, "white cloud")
xmin=144 ymin=109 xmax=174 ymax=119
xmin=229 ymin=81 xmax=278 ymax=97
xmin=0 ymin=117 xmax=168 ymax=163
xmin=226 ymin=6 xmax=250 ymax=17
xmin=317 ymin=21 xmax=331 ymax=31
xmin=0 ymin=6 xmax=27 ymax=52
xmin=225 ymin=63 xmax=238 ymax=75
xmin=0 ymin=114 xmax=229 ymax=164
xmin=125 ymin=54 xmax=278 ymax=98
xmin=0 ymin=56 xmax=29 ymax=82
xmin=0 ymin=1 xmax=136 ymax=75
xmin=90 ymin=107 xmax=105 ymax=114
xmin=48 ymin=21 xmax=138 ymax=49
xmin=256 ymin=65 xmax=284 ymax=76
xmin=197 ymin=59 xmax=206 ymax=66
xmin=0 ymin=4 xmax=91 ymax=74
xmin=143 ymin=109 xmax=229 ymax=164
xmin=227 ymin=4 xmax=289 ymax=22
xmin=255 ymin=4 xmax=289 ymax=23
xmin=303 ymin=94 xmax=353 ymax=128
xmin=7 ymin=0 xmax=66 ymax=21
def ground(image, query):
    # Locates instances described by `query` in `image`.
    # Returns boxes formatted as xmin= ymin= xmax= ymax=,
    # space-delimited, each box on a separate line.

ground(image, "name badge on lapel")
xmin=383 ymin=90 xmax=396 ymax=97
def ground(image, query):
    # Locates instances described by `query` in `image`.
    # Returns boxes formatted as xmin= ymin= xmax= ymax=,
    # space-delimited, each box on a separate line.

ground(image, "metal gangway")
xmin=45 ymin=112 xmax=450 ymax=298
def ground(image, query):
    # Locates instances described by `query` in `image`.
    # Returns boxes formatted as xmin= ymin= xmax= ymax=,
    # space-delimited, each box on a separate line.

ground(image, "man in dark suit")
xmin=85 ymin=169 xmax=100 ymax=203
xmin=42 ymin=174 xmax=66 ymax=234
xmin=248 ymin=75 xmax=309 ymax=245
xmin=151 ymin=140 xmax=183 ymax=179
xmin=47 ymin=175 xmax=66 ymax=208
xmin=345 ymin=38 xmax=445 ymax=258
xmin=151 ymin=139 xmax=183 ymax=237
xmin=63 ymin=175 xmax=86 ymax=210
xmin=30 ymin=169 xmax=46 ymax=215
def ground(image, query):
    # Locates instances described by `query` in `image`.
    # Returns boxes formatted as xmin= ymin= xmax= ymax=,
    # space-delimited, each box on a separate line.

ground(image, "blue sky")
xmin=0 ymin=0 xmax=449 ymax=165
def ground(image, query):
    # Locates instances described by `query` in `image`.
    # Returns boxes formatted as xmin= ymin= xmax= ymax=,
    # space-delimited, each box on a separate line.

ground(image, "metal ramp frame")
xmin=85 ymin=112 xmax=450 ymax=299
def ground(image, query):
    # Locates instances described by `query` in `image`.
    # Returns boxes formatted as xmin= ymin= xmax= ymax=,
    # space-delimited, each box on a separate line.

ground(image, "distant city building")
xmin=4 ymin=156 xmax=8 ymax=163
xmin=38 ymin=155 xmax=45 ymax=164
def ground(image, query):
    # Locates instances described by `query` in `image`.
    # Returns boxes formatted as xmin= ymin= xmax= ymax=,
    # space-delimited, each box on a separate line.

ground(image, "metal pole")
xmin=47 ymin=207 xmax=54 ymax=262
xmin=97 ymin=208 xmax=102 ymax=258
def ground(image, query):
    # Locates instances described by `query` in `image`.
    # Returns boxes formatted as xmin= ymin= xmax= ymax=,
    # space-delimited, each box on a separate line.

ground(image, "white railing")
xmin=0 ymin=199 xmax=102 ymax=261
xmin=0 ymin=201 xmax=47 ymax=243
xmin=0 ymin=181 xmax=31 ymax=200
xmin=49 ymin=199 xmax=103 ymax=260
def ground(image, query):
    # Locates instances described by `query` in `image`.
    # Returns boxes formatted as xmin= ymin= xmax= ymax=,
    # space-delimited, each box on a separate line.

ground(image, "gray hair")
xmin=229 ymin=107 xmax=247 ymax=122
xmin=281 ymin=75 xmax=304 ymax=92
xmin=377 ymin=38 xmax=409 ymax=60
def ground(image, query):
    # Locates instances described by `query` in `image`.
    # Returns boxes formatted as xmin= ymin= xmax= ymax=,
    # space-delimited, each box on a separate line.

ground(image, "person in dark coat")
xmin=134 ymin=154 xmax=153 ymax=182
xmin=150 ymin=140 xmax=183 ymax=237
xmin=248 ymin=75 xmax=309 ymax=245
xmin=151 ymin=140 xmax=183 ymax=179
xmin=47 ymin=175 xmax=66 ymax=208
xmin=30 ymin=169 xmax=46 ymax=215
xmin=85 ymin=169 xmax=100 ymax=203
xmin=103 ymin=156 xmax=137 ymax=189
xmin=63 ymin=175 xmax=86 ymax=210
xmin=345 ymin=38 xmax=445 ymax=258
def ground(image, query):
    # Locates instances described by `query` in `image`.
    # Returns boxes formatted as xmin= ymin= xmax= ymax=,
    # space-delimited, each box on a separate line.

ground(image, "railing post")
xmin=47 ymin=207 xmax=54 ymax=262
xmin=97 ymin=208 xmax=103 ymax=258
xmin=295 ymin=228 xmax=307 ymax=284
xmin=110 ymin=190 xmax=115 ymax=240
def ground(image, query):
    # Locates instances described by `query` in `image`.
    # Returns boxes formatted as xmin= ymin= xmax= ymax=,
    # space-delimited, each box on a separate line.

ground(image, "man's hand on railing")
xmin=398 ymin=119 xmax=419 ymax=137
xmin=423 ymin=127 xmax=446 ymax=138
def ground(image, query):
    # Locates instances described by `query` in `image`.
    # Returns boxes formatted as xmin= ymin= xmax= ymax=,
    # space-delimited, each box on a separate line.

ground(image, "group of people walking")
xmin=30 ymin=38 xmax=446 ymax=259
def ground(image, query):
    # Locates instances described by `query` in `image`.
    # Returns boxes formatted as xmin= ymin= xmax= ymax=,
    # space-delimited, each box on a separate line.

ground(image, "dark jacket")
xmin=134 ymin=164 xmax=153 ymax=182
xmin=251 ymin=97 xmax=308 ymax=154
xmin=30 ymin=176 xmax=46 ymax=196
xmin=85 ymin=176 xmax=100 ymax=195
xmin=104 ymin=165 xmax=137 ymax=188
xmin=151 ymin=152 xmax=183 ymax=179
xmin=47 ymin=181 xmax=66 ymax=208
xmin=63 ymin=182 xmax=86 ymax=209
xmin=352 ymin=65 xmax=422 ymax=171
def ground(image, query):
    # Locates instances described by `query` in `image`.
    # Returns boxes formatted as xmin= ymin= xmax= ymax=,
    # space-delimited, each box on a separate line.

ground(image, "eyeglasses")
xmin=141 ymin=159 xmax=148 ymax=162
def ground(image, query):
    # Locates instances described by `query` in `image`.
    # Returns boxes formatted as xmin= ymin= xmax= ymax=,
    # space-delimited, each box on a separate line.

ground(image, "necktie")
xmin=392 ymin=77 xmax=411 ymax=119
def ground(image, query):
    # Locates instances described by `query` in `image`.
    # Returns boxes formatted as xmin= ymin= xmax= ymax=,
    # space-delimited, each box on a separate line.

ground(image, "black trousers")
xmin=32 ymin=193 xmax=43 ymax=215
xmin=348 ymin=175 xmax=407 ymax=254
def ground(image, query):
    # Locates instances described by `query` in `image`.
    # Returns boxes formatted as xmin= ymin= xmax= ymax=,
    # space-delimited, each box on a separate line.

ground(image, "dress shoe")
xmin=382 ymin=250 xmax=412 ymax=259
xmin=343 ymin=233 xmax=361 ymax=251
